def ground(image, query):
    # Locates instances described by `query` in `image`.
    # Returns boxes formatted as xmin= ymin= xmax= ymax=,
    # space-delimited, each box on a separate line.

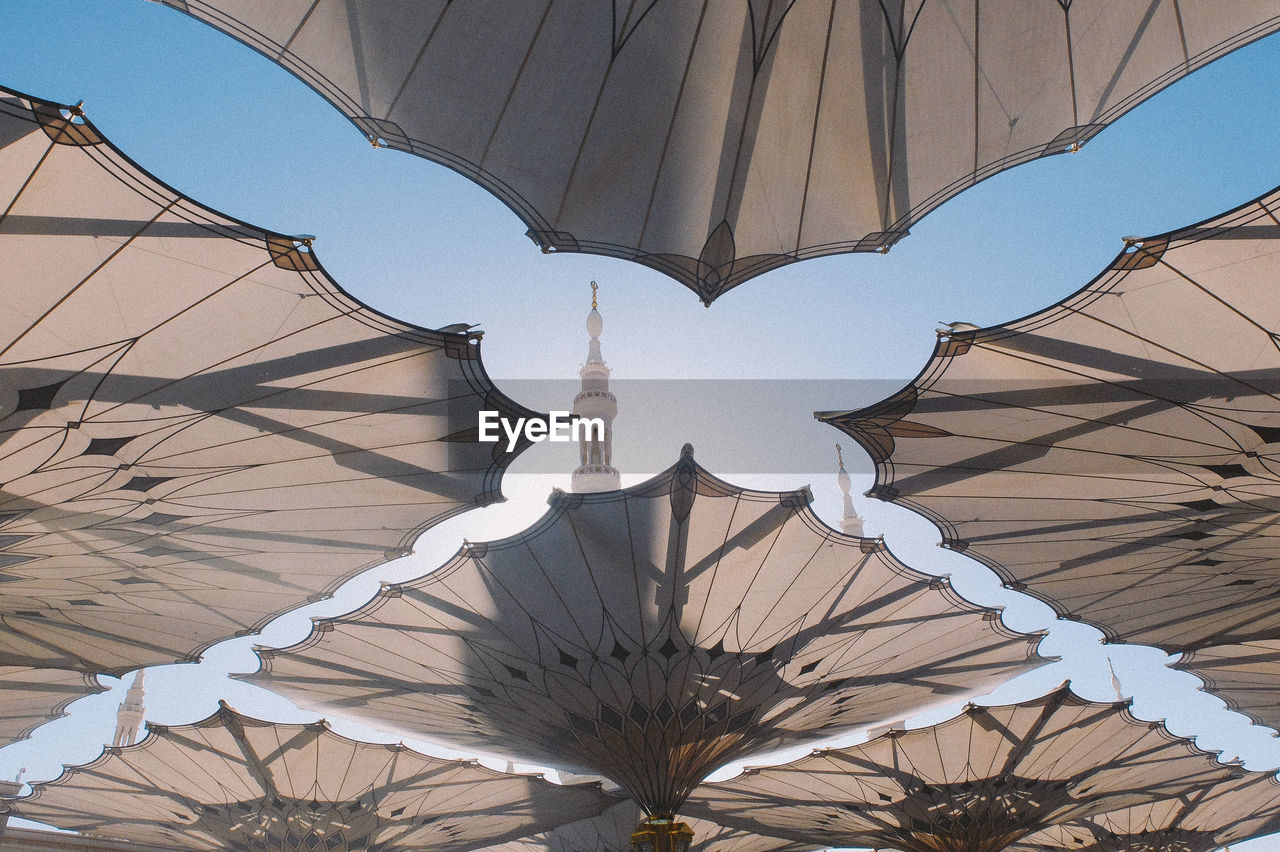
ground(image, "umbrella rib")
xmin=280 ymin=0 xmax=322 ymax=53
xmin=382 ymin=5 xmax=451 ymax=119
xmin=1061 ymin=2 xmax=1079 ymax=129
xmin=793 ymin=0 xmax=839 ymax=251
xmin=0 ymin=197 xmax=179 ymax=361
xmin=972 ymin=0 xmax=980 ymax=175
xmin=0 ymin=136 xmax=54 ymax=225
xmin=477 ymin=0 xmax=556 ymax=169
xmin=1089 ymin=0 xmax=1165 ymax=124
xmin=635 ymin=1 xmax=713 ymax=252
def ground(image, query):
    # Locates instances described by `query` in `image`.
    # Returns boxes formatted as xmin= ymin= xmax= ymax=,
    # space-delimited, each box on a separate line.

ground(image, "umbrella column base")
xmin=631 ymin=815 xmax=694 ymax=852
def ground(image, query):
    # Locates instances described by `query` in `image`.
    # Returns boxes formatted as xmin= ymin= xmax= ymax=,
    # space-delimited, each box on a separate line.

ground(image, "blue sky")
xmin=3 ymin=2 xmax=1280 ymax=848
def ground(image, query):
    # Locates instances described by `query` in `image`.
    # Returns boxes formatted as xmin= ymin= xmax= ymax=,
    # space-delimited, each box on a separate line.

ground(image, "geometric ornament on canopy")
xmin=0 ymin=86 xmax=536 ymax=678
xmin=1008 ymin=771 xmax=1280 ymax=852
xmin=819 ymin=183 xmax=1280 ymax=655
xmin=9 ymin=702 xmax=617 ymax=852
xmin=0 ymin=666 xmax=104 ymax=747
xmin=479 ymin=799 xmax=820 ymax=852
xmin=248 ymin=446 xmax=1044 ymax=820
xmin=155 ymin=1 xmax=1280 ymax=303
xmin=683 ymin=685 xmax=1243 ymax=852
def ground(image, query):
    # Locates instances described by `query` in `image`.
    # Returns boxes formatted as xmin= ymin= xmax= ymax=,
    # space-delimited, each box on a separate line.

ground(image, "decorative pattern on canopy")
xmin=1176 ymin=641 xmax=1280 ymax=732
xmin=0 ymin=666 xmax=103 ymax=747
xmin=481 ymin=800 xmax=820 ymax=852
xmin=154 ymin=0 xmax=1280 ymax=303
xmin=818 ymin=182 xmax=1280 ymax=654
xmin=10 ymin=702 xmax=616 ymax=851
xmin=0 ymin=86 xmax=537 ymax=679
xmin=247 ymin=446 xmax=1042 ymax=818
xmin=1008 ymin=771 xmax=1280 ymax=852
xmin=684 ymin=685 xmax=1241 ymax=852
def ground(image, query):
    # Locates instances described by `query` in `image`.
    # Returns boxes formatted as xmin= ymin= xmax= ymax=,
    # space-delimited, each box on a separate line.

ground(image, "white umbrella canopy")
xmin=9 ymin=702 xmax=618 ymax=851
xmin=245 ymin=447 xmax=1043 ymax=819
xmin=0 ymin=666 xmax=104 ymax=747
xmin=0 ymin=86 xmax=539 ymax=680
xmin=1008 ymin=771 xmax=1280 ymax=852
xmin=685 ymin=685 xmax=1243 ymax=852
xmin=818 ymin=181 xmax=1280 ymax=656
xmin=153 ymin=0 xmax=1280 ymax=304
xmin=1175 ymin=641 xmax=1280 ymax=733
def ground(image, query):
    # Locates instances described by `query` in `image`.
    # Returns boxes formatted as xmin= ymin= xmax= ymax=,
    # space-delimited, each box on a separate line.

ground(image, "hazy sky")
xmin=3 ymin=2 xmax=1280 ymax=849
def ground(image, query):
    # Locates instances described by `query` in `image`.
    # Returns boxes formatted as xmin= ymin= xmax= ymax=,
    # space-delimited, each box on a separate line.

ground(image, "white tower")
xmin=1107 ymin=657 xmax=1125 ymax=701
xmin=836 ymin=444 xmax=864 ymax=537
xmin=112 ymin=670 xmax=146 ymax=747
xmin=571 ymin=282 xmax=620 ymax=493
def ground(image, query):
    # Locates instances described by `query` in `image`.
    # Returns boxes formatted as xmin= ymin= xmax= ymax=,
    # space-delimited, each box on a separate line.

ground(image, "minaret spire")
xmin=112 ymin=670 xmax=146 ymax=747
xmin=837 ymin=444 xmax=864 ymax=537
xmin=1107 ymin=656 xmax=1125 ymax=702
xmin=572 ymin=281 xmax=620 ymax=493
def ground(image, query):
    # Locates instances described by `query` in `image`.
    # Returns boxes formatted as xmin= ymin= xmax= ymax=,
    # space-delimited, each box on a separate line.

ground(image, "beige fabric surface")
xmin=157 ymin=0 xmax=1280 ymax=302
xmin=0 ymin=88 xmax=535 ymax=676
xmin=12 ymin=703 xmax=615 ymax=851
xmin=1176 ymin=640 xmax=1280 ymax=733
xmin=0 ymin=666 xmax=103 ymax=747
xmin=249 ymin=449 xmax=1042 ymax=815
xmin=1009 ymin=771 xmax=1280 ymax=852
xmin=686 ymin=686 xmax=1240 ymax=852
xmin=821 ymin=184 xmax=1280 ymax=654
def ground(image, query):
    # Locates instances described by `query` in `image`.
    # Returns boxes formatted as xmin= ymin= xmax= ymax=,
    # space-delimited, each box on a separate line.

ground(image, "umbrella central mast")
xmin=631 ymin=814 xmax=694 ymax=852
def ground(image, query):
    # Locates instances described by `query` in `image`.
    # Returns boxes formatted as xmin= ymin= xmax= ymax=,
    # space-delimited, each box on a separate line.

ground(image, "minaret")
xmin=571 ymin=282 xmax=620 ymax=493
xmin=112 ymin=670 xmax=146 ymax=747
xmin=836 ymin=444 xmax=864 ymax=537
xmin=1107 ymin=657 xmax=1125 ymax=701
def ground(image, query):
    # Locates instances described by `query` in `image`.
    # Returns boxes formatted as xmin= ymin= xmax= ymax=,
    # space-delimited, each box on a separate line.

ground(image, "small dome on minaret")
xmin=572 ymin=282 xmax=620 ymax=493
xmin=836 ymin=444 xmax=864 ymax=537
xmin=112 ymin=670 xmax=147 ymax=748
